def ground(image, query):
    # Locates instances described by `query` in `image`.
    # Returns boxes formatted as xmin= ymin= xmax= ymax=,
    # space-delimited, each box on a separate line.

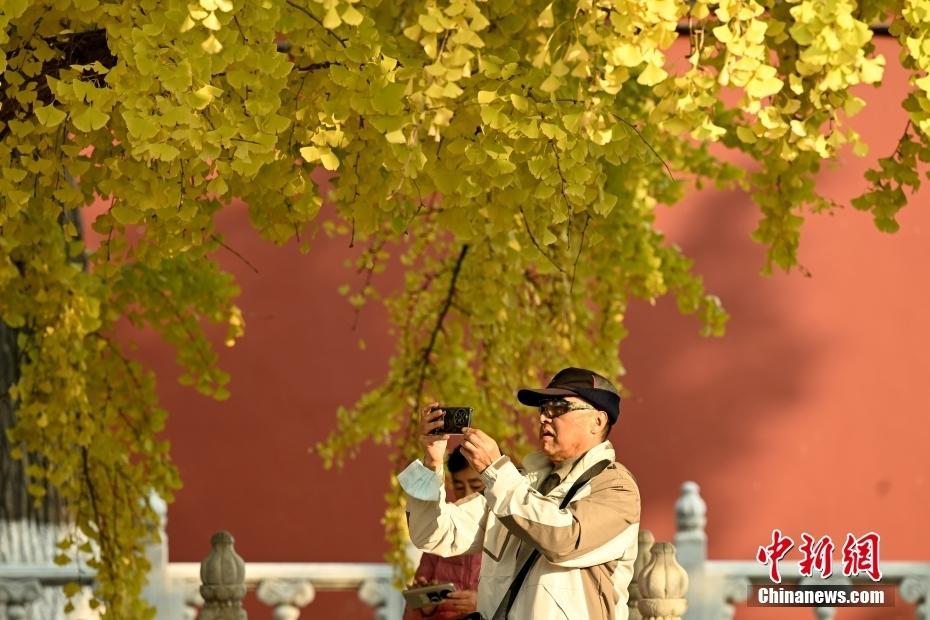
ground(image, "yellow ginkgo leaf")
xmin=342 ymin=6 xmax=364 ymax=26
xmin=537 ymin=3 xmax=554 ymax=28
xmin=35 ymin=104 xmax=67 ymax=127
xmin=323 ymin=8 xmax=341 ymax=29
xmin=736 ymin=126 xmax=758 ymax=143
xmin=637 ymin=63 xmax=667 ymax=86
xmin=319 ymin=151 xmax=340 ymax=170
xmin=202 ymin=11 xmax=221 ymax=31
xmin=385 ymin=129 xmax=406 ymax=144
xmin=193 ymin=84 xmax=223 ymax=109
xmin=611 ymin=44 xmax=642 ymax=67
xmin=299 ymin=146 xmax=321 ymax=162
xmin=539 ymin=74 xmax=561 ymax=93
xmin=72 ymin=105 xmax=109 ymax=132
xmin=746 ymin=75 xmax=783 ymax=98
xmin=477 ymin=90 xmax=497 ymax=104
xmin=713 ymin=25 xmax=732 ymax=43
xmin=201 ymin=33 xmax=223 ymax=54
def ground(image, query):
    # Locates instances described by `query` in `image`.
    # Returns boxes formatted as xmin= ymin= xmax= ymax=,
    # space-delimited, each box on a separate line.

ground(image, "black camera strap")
xmin=489 ymin=459 xmax=612 ymax=620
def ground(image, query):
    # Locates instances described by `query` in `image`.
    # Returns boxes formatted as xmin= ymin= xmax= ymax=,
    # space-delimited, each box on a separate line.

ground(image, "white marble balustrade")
xmin=2 ymin=482 xmax=927 ymax=619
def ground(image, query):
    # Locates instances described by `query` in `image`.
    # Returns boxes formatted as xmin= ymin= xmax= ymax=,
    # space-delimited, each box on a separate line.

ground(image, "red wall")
xmin=618 ymin=37 xmax=930 ymax=619
xmin=89 ymin=37 xmax=928 ymax=619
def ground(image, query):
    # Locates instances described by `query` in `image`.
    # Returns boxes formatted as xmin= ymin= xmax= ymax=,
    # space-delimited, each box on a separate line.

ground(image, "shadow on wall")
xmin=615 ymin=184 xmax=829 ymax=543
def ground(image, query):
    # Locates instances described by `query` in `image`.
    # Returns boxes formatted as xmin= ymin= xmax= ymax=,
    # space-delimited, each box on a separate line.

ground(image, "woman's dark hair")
xmin=447 ymin=445 xmax=469 ymax=474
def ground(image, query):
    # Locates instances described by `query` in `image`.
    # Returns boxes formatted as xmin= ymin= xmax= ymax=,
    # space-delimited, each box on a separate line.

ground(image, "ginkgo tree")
xmin=1 ymin=0 xmax=927 ymax=615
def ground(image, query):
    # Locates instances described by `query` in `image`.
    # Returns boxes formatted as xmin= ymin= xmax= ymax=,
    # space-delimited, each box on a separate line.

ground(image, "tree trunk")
xmin=0 ymin=292 xmax=67 ymax=523
xmin=0 ymin=207 xmax=95 ymax=619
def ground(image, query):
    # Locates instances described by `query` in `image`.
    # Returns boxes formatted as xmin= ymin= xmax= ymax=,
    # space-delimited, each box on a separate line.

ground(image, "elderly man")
xmin=398 ymin=367 xmax=641 ymax=619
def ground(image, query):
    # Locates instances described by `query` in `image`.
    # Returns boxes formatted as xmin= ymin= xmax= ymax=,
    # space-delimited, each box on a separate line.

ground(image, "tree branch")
xmin=519 ymin=206 xmax=567 ymax=276
xmin=606 ymin=111 xmax=676 ymax=182
xmin=211 ymin=235 xmax=259 ymax=274
xmin=284 ymin=0 xmax=348 ymax=48
xmin=402 ymin=245 xmax=469 ymax=450
xmin=570 ymin=213 xmax=590 ymax=294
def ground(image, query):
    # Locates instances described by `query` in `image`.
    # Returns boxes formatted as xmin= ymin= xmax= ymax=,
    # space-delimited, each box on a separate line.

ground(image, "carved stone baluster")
xmin=721 ymin=576 xmax=750 ymax=619
xmin=628 ymin=529 xmax=656 ymax=620
xmin=637 ymin=542 xmax=689 ymax=620
xmin=359 ymin=578 xmax=404 ymax=620
xmin=199 ymin=531 xmax=246 ymax=620
xmin=257 ymin=580 xmax=315 ymax=620
xmin=674 ymin=481 xmax=707 ymax=570
xmin=0 ymin=579 xmax=42 ymax=620
xmin=902 ymin=575 xmax=930 ymax=620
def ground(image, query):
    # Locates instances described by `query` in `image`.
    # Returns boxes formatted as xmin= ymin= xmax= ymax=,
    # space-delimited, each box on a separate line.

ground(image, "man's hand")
xmin=460 ymin=428 xmax=502 ymax=473
xmin=442 ymin=590 xmax=478 ymax=614
xmin=418 ymin=403 xmax=447 ymax=470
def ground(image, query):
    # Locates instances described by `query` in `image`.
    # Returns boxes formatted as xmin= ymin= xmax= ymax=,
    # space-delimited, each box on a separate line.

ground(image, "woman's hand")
xmin=410 ymin=576 xmax=438 ymax=617
xmin=443 ymin=589 xmax=478 ymax=614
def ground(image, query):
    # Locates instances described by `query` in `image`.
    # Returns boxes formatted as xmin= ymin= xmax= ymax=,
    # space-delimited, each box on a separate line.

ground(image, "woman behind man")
xmin=403 ymin=446 xmax=484 ymax=620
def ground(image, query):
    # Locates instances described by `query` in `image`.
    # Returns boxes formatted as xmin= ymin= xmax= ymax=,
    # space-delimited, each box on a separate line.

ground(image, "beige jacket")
xmin=399 ymin=441 xmax=640 ymax=619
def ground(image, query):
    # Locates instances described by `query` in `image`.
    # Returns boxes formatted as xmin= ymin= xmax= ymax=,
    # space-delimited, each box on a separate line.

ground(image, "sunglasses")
xmin=538 ymin=399 xmax=595 ymax=419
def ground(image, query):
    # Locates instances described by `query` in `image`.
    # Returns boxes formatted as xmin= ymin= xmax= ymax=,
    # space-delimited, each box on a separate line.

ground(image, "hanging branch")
xmin=519 ymin=206 xmax=568 ymax=276
xmin=399 ymin=244 xmax=470 ymax=456
xmin=570 ymin=213 xmax=591 ymax=294
xmin=211 ymin=235 xmax=260 ymax=274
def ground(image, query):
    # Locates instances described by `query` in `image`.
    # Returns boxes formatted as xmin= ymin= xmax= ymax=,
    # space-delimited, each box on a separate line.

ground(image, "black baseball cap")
xmin=517 ymin=367 xmax=621 ymax=425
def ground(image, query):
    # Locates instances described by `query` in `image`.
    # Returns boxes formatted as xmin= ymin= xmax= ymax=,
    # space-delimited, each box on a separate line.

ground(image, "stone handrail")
xmin=4 ymin=482 xmax=927 ymax=618
xmin=166 ymin=560 xmax=395 ymax=588
xmin=0 ymin=565 xmax=96 ymax=584
xmin=167 ymin=560 xmax=402 ymax=619
xmin=0 ymin=540 xmax=402 ymax=620
xmin=0 ymin=558 xmax=402 ymax=620
xmin=162 ymin=530 xmax=403 ymax=620
xmin=174 ymin=529 xmax=686 ymax=620
xmin=0 ymin=564 xmax=95 ymax=619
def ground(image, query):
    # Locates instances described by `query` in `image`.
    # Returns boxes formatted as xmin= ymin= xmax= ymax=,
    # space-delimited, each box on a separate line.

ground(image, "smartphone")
xmin=428 ymin=406 xmax=473 ymax=435
xmin=402 ymin=582 xmax=457 ymax=608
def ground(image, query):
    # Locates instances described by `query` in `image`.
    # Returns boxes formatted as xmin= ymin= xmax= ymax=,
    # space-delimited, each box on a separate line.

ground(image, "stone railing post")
xmin=199 ymin=531 xmax=246 ymax=620
xmin=637 ymin=542 xmax=688 ymax=620
xmin=145 ymin=491 xmax=187 ymax=619
xmin=256 ymin=579 xmax=315 ymax=620
xmin=674 ymin=481 xmax=707 ymax=570
xmin=0 ymin=579 xmax=42 ymax=620
xmin=628 ymin=529 xmax=655 ymax=620
xmin=902 ymin=575 xmax=930 ymax=620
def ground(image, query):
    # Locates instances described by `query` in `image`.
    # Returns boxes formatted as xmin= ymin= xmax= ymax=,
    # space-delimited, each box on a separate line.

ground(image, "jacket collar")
xmin=522 ymin=440 xmax=615 ymax=487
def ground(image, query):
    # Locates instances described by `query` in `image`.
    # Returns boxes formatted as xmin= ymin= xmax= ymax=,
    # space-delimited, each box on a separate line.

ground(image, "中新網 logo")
xmin=756 ymin=530 xmax=882 ymax=583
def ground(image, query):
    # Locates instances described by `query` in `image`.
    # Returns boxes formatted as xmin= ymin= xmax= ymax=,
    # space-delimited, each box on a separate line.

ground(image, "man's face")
xmin=450 ymin=466 xmax=485 ymax=500
xmin=538 ymin=396 xmax=603 ymax=464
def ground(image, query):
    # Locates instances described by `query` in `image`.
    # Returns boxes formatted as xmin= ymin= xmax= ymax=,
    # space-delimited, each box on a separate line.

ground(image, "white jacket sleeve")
xmin=398 ymin=459 xmax=488 ymax=557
